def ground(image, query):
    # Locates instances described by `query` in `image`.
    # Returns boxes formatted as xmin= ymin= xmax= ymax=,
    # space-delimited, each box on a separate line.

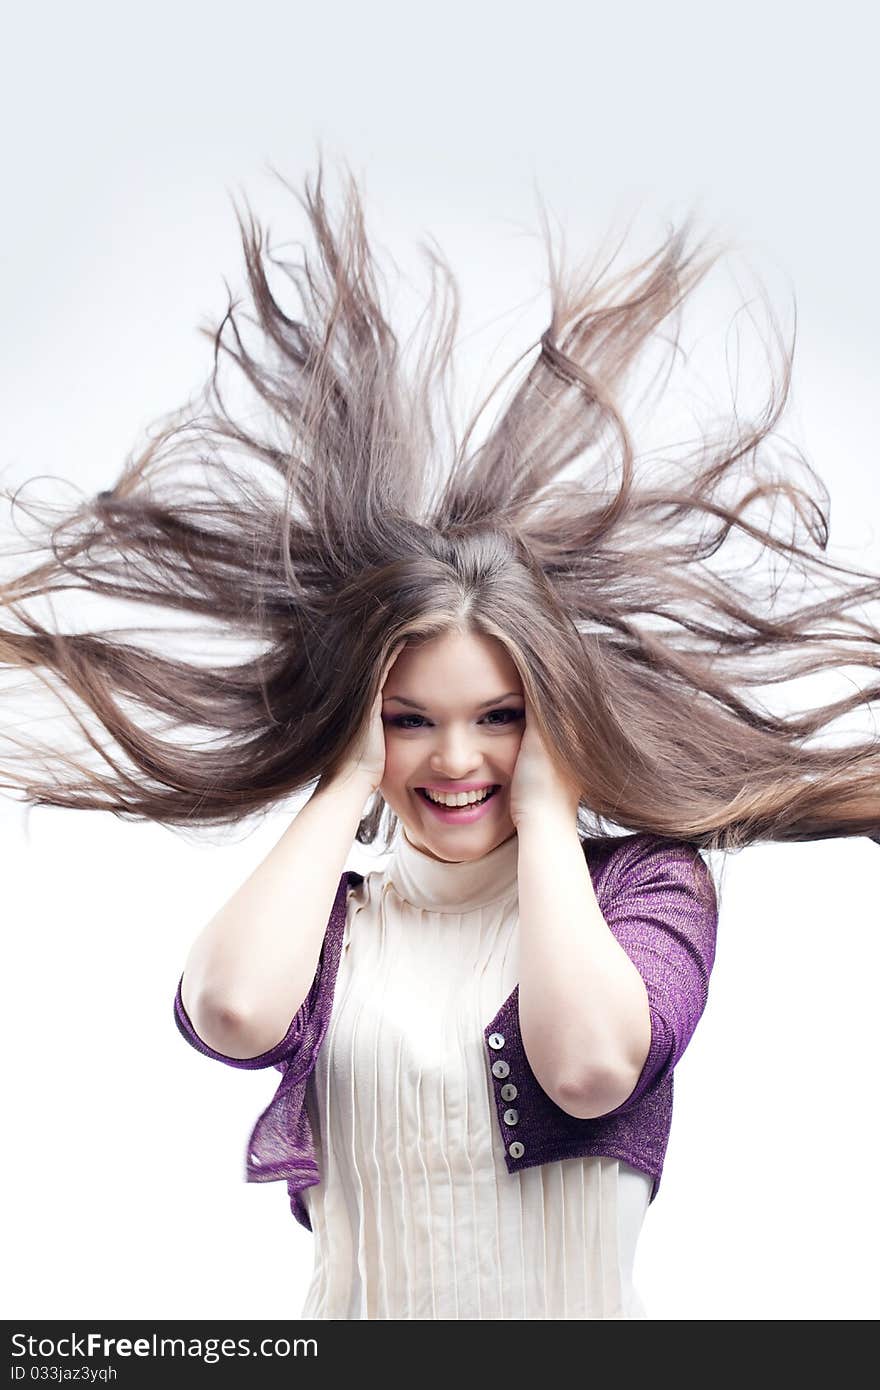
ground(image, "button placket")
xmin=486 ymin=1029 xmax=525 ymax=1160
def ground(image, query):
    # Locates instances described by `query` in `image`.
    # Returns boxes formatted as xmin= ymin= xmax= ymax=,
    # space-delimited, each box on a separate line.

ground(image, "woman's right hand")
xmin=331 ymin=640 xmax=407 ymax=795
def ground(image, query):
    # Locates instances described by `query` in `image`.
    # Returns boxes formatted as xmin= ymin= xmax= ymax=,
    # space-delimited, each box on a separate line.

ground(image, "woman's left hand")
xmin=509 ymin=693 xmax=582 ymax=829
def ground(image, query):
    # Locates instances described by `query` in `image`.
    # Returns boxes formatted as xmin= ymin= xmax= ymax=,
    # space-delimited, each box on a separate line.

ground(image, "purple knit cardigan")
xmin=174 ymin=831 xmax=718 ymax=1232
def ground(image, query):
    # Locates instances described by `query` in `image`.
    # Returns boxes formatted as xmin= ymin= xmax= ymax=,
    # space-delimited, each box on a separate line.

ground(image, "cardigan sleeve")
xmin=596 ymin=833 xmax=718 ymax=1116
xmin=171 ymin=868 xmax=358 ymax=1072
xmin=173 ymin=964 xmax=320 ymax=1070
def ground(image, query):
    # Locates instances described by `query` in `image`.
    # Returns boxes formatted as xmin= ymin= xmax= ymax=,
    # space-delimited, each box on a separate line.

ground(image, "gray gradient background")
xmin=2 ymin=1 xmax=878 ymax=1320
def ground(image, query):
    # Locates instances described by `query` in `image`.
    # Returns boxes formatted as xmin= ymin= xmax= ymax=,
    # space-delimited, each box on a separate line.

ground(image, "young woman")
xmin=174 ymin=626 xmax=718 ymax=1318
xmin=2 ymin=160 xmax=878 ymax=1319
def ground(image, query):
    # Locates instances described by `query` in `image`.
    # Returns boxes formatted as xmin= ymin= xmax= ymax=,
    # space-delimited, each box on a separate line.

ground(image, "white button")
xmin=250 ymin=1154 xmax=262 ymax=1166
xmin=508 ymin=1141 xmax=525 ymax=1159
xmin=503 ymin=1108 xmax=519 ymax=1126
xmin=491 ymin=1059 xmax=510 ymax=1078
xmin=488 ymin=1033 xmax=505 ymax=1050
xmin=500 ymin=1083 xmax=518 ymax=1101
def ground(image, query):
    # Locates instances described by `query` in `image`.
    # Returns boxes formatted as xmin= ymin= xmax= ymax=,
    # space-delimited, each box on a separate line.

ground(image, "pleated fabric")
xmin=299 ymin=826 xmax=652 ymax=1320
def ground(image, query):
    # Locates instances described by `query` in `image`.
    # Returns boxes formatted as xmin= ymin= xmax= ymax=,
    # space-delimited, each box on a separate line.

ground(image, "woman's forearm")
xmin=180 ymin=771 xmax=373 ymax=1058
xmin=515 ymin=812 xmax=651 ymax=1118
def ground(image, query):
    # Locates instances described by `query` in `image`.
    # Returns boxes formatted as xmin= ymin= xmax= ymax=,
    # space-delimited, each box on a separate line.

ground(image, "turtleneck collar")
xmin=386 ymin=825 xmax=520 ymax=914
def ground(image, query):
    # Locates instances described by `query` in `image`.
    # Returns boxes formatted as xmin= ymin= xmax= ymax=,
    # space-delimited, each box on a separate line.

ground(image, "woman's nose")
xmin=429 ymin=727 xmax=485 ymax=777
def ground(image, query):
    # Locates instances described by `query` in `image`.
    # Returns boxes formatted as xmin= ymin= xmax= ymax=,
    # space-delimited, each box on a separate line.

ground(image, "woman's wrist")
xmin=315 ymin=766 xmax=379 ymax=805
xmin=513 ymin=803 xmax=581 ymax=840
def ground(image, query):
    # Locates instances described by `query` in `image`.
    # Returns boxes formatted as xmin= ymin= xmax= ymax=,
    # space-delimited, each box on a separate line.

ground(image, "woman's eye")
xmin=483 ymin=708 xmax=524 ymax=726
xmin=386 ymin=709 xmax=524 ymax=730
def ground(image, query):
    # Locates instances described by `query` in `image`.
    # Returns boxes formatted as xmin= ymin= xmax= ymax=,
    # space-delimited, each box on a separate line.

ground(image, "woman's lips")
xmin=415 ymin=785 xmax=501 ymax=824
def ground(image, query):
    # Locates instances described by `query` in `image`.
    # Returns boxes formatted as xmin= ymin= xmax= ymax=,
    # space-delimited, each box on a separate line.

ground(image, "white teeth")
xmin=424 ymin=787 xmax=494 ymax=807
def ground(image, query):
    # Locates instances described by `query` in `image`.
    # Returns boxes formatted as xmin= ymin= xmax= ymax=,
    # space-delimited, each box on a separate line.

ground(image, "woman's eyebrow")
xmin=383 ymin=691 xmax=521 ymax=710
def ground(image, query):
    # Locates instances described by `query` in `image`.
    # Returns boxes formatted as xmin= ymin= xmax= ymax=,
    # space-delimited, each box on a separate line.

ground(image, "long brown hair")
xmin=1 ymin=157 xmax=878 ymax=856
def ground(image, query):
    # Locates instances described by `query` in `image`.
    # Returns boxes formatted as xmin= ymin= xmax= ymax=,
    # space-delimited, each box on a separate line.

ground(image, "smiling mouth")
xmin=415 ymin=786 xmax=501 ymax=805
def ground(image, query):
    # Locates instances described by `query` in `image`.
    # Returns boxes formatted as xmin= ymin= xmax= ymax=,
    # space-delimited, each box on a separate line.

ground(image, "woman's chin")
xmin=396 ymin=791 xmax=516 ymax=859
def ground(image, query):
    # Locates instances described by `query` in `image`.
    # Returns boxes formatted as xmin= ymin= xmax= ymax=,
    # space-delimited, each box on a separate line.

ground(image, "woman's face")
xmin=380 ymin=629 xmax=525 ymax=862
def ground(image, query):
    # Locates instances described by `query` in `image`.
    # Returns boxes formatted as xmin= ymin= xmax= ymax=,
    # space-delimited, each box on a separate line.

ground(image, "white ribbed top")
xmin=299 ymin=825 xmax=652 ymax=1319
